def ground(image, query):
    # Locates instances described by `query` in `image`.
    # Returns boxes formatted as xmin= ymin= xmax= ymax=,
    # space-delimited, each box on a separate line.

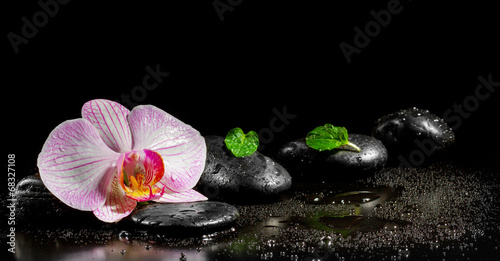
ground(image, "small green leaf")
xmin=306 ymin=124 xmax=361 ymax=152
xmin=224 ymin=127 xmax=259 ymax=157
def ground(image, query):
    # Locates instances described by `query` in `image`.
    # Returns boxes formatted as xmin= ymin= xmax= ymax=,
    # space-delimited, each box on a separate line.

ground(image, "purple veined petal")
xmin=82 ymin=99 xmax=132 ymax=153
xmin=93 ymin=173 xmax=137 ymax=223
xmin=128 ymin=105 xmax=207 ymax=193
xmin=141 ymin=149 xmax=165 ymax=186
xmin=37 ymin=119 xmax=120 ymax=211
xmin=154 ymin=187 xmax=208 ymax=203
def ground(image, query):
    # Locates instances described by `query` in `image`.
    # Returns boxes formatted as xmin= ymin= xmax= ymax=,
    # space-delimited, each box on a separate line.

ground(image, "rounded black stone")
xmin=129 ymin=201 xmax=238 ymax=229
xmin=14 ymin=174 xmax=95 ymax=225
xmin=324 ymin=134 xmax=388 ymax=170
xmin=277 ymin=134 xmax=388 ymax=180
xmin=372 ymin=107 xmax=455 ymax=157
xmin=197 ymin=136 xmax=292 ymax=200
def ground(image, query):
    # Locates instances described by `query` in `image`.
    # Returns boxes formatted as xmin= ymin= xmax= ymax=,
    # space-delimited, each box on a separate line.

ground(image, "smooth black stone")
xmin=324 ymin=134 xmax=388 ymax=170
xmin=14 ymin=174 xmax=94 ymax=225
xmin=130 ymin=201 xmax=238 ymax=229
xmin=277 ymin=134 xmax=388 ymax=179
xmin=197 ymin=136 xmax=292 ymax=200
xmin=372 ymin=107 xmax=455 ymax=154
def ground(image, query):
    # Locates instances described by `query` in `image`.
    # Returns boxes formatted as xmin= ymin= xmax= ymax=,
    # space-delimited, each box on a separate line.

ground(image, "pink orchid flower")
xmin=37 ymin=99 xmax=207 ymax=223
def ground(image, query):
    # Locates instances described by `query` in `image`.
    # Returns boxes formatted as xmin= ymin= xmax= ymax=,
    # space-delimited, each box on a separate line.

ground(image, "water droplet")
xmin=383 ymin=222 xmax=399 ymax=231
xmin=303 ymin=194 xmax=324 ymax=204
xmin=318 ymin=215 xmax=364 ymax=229
xmin=180 ymin=252 xmax=187 ymax=261
xmin=320 ymin=236 xmax=332 ymax=246
xmin=118 ymin=231 xmax=130 ymax=242
xmin=326 ymin=191 xmax=380 ymax=205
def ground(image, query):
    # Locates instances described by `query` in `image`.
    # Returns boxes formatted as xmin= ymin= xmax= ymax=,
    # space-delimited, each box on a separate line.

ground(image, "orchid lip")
xmin=118 ymin=149 xmax=165 ymax=202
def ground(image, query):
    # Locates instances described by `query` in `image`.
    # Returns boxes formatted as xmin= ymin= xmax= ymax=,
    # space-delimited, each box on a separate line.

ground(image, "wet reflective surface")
xmin=6 ymin=157 xmax=500 ymax=261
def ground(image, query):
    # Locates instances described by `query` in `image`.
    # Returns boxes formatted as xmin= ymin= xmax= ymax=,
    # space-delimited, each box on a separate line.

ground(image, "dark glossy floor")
xmin=8 ymin=145 xmax=500 ymax=261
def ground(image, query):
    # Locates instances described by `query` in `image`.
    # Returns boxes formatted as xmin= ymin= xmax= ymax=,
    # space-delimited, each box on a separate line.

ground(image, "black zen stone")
xmin=372 ymin=107 xmax=455 ymax=162
xmin=324 ymin=134 xmax=388 ymax=170
xmin=130 ymin=201 xmax=238 ymax=230
xmin=197 ymin=136 xmax=292 ymax=200
xmin=14 ymin=174 xmax=95 ymax=226
xmin=277 ymin=134 xmax=388 ymax=180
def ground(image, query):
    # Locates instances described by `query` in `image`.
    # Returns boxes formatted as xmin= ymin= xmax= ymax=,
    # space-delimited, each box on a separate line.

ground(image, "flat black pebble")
xmin=198 ymin=136 xmax=292 ymax=200
xmin=130 ymin=201 xmax=238 ymax=229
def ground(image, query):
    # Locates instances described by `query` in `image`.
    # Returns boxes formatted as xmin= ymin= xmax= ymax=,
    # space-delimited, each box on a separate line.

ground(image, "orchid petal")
xmin=37 ymin=119 xmax=119 ymax=211
xmin=116 ymin=152 xmax=133 ymax=193
xmin=128 ymin=105 xmax=207 ymax=193
xmin=93 ymin=173 xmax=137 ymax=223
xmin=82 ymin=99 xmax=132 ymax=153
xmin=141 ymin=149 xmax=165 ymax=186
xmin=154 ymin=188 xmax=208 ymax=203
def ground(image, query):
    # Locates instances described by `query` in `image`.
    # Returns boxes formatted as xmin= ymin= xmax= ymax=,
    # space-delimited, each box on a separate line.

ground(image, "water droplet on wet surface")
xmin=179 ymin=252 xmax=187 ymax=261
xmin=118 ymin=231 xmax=130 ymax=242
xmin=383 ymin=222 xmax=399 ymax=231
xmin=319 ymin=215 xmax=364 ymax=229
xmin=54 ymin=156 xmax=64 ymax=164
xmin=58 ymin=145 xmax=67 ymax=153
xmin=14 ymin=159 xmax=500 ymax=261
xmin=325 ymin=191 xmax=381 ymax=205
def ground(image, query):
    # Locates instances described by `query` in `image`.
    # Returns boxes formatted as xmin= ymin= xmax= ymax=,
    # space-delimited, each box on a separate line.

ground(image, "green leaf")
xmin=306 ymin=124 xmax=361 ymax=152
xmin=224 ymin=127 xmax=259 ymax=157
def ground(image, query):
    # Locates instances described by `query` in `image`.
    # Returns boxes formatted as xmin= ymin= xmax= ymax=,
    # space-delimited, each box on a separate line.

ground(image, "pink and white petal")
xmin=37 ymin=119 xmax=120 ymax=211
xmin=142 ymin=149 xmax=165 ymax=186
xmin=128 ymin=105 xmax=207 ymax=193
xmin=81 ymin=99 xmax=132 ymax=153
xmin=93 ymin=174 xmax=137 ymax=223
xmin=154 ymin=187 xmax=208 ymax=203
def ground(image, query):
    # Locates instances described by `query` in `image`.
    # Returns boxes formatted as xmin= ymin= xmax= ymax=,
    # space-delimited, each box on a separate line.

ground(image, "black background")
xmin=4 ymin=0 xmax=500 ymax=180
